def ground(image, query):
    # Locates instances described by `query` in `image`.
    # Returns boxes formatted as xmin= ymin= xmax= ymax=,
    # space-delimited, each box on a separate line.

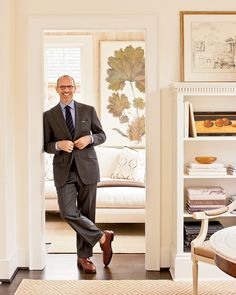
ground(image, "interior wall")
xmin=0 ymin=0 xmax=17 ymax=279
xmin=12 ymin=0 xmax=236 ymax=272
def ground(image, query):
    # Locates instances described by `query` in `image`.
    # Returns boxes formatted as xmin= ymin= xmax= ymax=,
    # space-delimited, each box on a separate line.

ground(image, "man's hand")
xmin=74 ymin=135 xmax=92 ymax=150
xmin=57 ymin=140 xmax=74 ymax=153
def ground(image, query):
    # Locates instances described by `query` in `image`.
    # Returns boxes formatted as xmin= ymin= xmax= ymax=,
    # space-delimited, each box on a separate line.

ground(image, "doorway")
xmin=43 ymin=30 xmax=146 ymax=255
xmin=27 ymin=15 xmax=160 ymax=271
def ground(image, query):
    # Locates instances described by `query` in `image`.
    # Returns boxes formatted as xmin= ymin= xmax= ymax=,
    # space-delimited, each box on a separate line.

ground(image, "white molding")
xmin=28 ymin=15 xmax=160 ymax=270
xmin=0 ymin=250 xmax=18 ymax=279
xmin=16 ymin=248 xmax=29 ymax=268
xmin=160 ymin=246 xmax=171 ymax=267
xmin=171 ymin=82 xmax=236 ymax=94
xmin=171 ymin=253 xmax=233 ymax=281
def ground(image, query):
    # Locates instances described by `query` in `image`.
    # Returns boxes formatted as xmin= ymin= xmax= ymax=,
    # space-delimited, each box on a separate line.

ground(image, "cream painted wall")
xmin=10 ymin=0 xmax=236 ymax=273
xmin=0 ymin=0 xmax=17 ymax=279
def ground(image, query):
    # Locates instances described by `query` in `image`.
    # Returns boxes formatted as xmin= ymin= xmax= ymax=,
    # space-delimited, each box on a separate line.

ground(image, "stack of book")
xmin=186 ymin=162 xmax=227 ymax=176
xmin=227 ymin=164 xmax=236 ymax=175
xmin=184 ymin=221 xmax=223 ymax=252
xmin=186 ymin=186 xmax=226 ymax=214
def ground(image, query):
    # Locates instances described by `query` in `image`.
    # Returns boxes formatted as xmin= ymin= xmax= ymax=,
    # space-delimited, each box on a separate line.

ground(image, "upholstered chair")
xmin=191 ymin=200 xmax=236 ymax=295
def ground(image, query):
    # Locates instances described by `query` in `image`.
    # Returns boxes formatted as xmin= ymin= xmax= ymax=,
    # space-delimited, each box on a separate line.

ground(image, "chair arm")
xmin=191 ymin=218 xmax=209 ymax=249
xmin=205 ymin=206 xmax=228 ymax=216
xmin=228 ymin=199 xmax=236 ymax=212
xmin=191 ymin=200 xmax=236 ymax=251
xmin=192 ymin=200 xmax=236 ymax=220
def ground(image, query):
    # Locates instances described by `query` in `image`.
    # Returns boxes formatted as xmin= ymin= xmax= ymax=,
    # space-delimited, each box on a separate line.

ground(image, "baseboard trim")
xmin=0 ymin=250 xmax=18 ymax=282
xmin=160 ymin=246 xmax=171 ymax=268
xmin=0 ymin=267 xmax=29 ymax=283
xmin=0 ymin=267 xmax=18 ymax=283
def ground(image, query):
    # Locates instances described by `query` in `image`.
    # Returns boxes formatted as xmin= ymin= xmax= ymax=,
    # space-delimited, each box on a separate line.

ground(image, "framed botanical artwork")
xmin=194 ymin=111 xmax=236 ymax=136
xmin=180 ymin=11 xmax=236 ymax=82
xmin=100 ymin=40 xmax=145 ymax=147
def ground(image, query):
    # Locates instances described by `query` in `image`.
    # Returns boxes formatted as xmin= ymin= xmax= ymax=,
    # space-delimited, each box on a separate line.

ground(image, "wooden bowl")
xmin=195 ymin=156 xmax=217 ymax=164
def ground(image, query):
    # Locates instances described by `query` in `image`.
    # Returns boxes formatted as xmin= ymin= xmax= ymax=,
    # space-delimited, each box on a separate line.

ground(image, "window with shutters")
xmin=44 ymin=35 xmax=93 ymax=110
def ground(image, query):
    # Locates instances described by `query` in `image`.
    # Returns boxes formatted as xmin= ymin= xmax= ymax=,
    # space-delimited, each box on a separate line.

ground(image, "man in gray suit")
xmin=43 ymin=75 xmax=114 ymax=273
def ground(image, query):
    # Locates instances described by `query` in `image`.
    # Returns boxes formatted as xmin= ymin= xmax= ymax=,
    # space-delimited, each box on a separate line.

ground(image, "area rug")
xmin=14 ymin=279 xmax=236 ymax=295
xmin=46 ymin=214 xmax=145 ymax=253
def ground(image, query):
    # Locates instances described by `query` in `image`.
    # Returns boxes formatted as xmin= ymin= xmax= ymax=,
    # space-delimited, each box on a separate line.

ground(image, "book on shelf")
xmin=186 ymin=204 xmax=225 ymax=214
xmin=186 ymin=171 xmax=227 ymax=176
xmin=187 ymin=199 xmax=226 ymax=205
xmin=186 ymin=186 xmax=224 ymax=195
xmin=186 ymin=186 xmax=226 ymax=200
xmin=189 ymin=102 xmax=197 ymax=138
xmin=186 ymin=162 xmax=224 ymax=169
xmin=186 ymin=203 xmax=225 ymax=209
xmin=184 ymin=101 xmax=190 ymax=138
xmin=184 ymin=221 xmax=223 ymax=252
xmin=187 ymin=194 xmax=226 ymax=200
xmin=186 ymin=167 xmax=227 ymax=173
xmin=184 ymin=221 xmax=223 ymax=232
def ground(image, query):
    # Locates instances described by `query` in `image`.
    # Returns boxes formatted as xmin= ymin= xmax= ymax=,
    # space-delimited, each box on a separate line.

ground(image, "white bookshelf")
xmin=184 ymin=174 xmax=236 ymax=179
xmin=170 ymin=82 xmax=236 ymax=281
xmin=185 ymin=137 xmax=236 ymax=141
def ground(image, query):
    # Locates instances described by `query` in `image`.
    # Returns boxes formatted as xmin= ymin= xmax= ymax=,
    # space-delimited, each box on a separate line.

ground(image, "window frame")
xmin=44 ymin=35 xmax=94 ymax=106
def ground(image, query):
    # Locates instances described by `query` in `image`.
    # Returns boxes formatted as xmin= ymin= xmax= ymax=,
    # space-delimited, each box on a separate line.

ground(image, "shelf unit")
xmin=170 ymin=82 xmax=236 ymax=281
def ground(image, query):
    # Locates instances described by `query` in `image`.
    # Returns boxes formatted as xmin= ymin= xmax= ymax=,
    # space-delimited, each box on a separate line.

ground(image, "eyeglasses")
xmin=57 ymin=85 xmax=75 ymax=90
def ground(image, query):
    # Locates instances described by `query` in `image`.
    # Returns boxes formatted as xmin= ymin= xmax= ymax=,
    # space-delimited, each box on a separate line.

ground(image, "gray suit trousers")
xmin=56 ymin=171 xmax=103 ymax=258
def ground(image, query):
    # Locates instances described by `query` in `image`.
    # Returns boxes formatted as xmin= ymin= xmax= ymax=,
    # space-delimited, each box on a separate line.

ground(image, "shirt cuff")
xmin=55 ymin=141 xmax=61 ymax=151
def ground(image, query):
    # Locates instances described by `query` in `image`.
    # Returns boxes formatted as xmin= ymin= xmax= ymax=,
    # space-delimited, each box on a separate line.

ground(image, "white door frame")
xmin=27 ymin=15 xmax=160 ymax=270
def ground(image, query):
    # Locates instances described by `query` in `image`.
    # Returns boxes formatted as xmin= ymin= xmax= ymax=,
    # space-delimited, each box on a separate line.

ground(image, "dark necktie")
xmin=65 ymin=105 xmax=75 ymax=138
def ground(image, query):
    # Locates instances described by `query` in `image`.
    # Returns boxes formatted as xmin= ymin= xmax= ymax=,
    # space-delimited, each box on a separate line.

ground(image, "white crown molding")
xmin=171 ymin=82 xmax=236 ymax=94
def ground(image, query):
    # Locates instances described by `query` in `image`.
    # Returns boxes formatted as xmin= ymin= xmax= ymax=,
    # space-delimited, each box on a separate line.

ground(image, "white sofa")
xmin=44 ymin=146 xmax=146 ymax=223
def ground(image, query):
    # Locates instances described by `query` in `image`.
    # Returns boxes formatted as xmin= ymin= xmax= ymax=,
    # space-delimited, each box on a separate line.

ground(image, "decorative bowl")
xmin=195 ymin=156 xmax=217 ymax=164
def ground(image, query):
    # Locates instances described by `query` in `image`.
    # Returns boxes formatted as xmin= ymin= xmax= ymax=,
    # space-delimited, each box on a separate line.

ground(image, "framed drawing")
xmin=100 ymin=40 xmax=145 ymax=147
xmin=194 ymin=111 xmax=236 ymax=136
xmin=180 ymin=11 xmax=236 ymax=82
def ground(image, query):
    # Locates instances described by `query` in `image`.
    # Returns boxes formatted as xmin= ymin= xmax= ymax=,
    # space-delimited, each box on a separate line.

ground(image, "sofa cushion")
xmin=111 ymin=147 xmax=145 ymax=182
xmin=95 ymin=146 xmax=121 ymax=178
xmin=45 ymin=178 xmax=145 ymax=208
xmin=44 ymin=180 xmax=57 ymax=199
xmin=96 ymin=186 xmax=145 ymax=208
xmin=98 ymin=178 xmax=145 ymax=188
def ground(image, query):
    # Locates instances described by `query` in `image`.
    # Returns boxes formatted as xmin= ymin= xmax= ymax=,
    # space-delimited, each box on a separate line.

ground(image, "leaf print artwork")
xmin=106 ymin=45 xmax=145 ymax=144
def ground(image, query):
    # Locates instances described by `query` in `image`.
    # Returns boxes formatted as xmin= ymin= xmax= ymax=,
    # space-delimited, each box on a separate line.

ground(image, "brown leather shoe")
xmin=77 ymin=258 xmax=96 ymax=274
xmin=100 ymin=230 xmax=114 ymax=267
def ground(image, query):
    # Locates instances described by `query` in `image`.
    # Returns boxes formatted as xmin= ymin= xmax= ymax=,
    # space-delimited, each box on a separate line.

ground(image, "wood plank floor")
xmin=0 ymin=254 xmax=171 ymax=295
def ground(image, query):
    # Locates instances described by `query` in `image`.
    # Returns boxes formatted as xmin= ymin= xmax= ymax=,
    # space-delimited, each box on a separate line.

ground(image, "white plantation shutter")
xmin=45 ymin=47 xmax=81 ymax=84
xmin=44 ymin=35 xmax=94 ymax=108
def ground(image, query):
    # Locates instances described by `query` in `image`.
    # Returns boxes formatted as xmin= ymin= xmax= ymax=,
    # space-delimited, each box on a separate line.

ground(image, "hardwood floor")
xmin=0 ymin=254 xmax=171 ymax=295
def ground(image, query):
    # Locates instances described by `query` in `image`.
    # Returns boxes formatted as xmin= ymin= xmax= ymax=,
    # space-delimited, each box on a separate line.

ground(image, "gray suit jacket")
xmin=43 ymin=101 xmax=106 ymax=187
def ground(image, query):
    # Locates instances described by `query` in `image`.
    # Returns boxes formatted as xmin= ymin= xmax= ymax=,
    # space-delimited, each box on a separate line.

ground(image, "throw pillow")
xmin=111 ymin=147 xmax=145 ymax=182
xmin=44 ymin=153 xmax=54 ymax=181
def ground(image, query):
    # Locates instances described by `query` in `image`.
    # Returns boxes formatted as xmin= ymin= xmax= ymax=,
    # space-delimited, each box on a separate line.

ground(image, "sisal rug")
xmin=14 ymin=279 xmax=236 ymax=295
xmin=46 ymin=214 xmax=145 ymax=254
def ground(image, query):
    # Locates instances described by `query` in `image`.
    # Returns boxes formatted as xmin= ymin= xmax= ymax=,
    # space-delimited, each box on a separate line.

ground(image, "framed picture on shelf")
xmin=180 ymin=11 xmax=236 ymax=82
xmin=193 ymin=111 xmax=236 ymax=136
